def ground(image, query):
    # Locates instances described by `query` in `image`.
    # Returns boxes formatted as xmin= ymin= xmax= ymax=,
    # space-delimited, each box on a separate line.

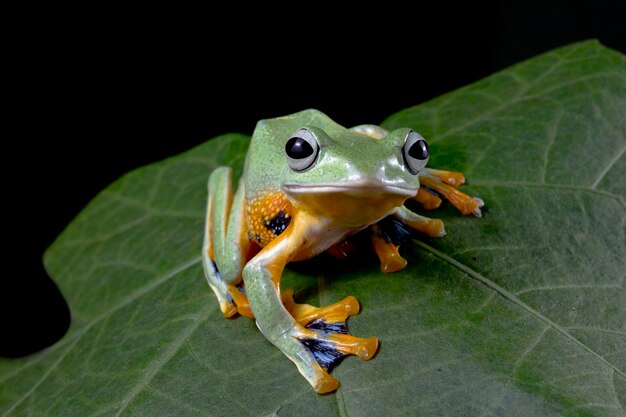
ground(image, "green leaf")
xmin=2 ymin=40 xmax=624 ymax=417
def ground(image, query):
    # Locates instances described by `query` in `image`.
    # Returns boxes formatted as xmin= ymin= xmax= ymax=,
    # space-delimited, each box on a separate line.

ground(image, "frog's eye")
xmin=402 ymin=130 xmax=429 ymax=174
xmin=285 ymin=128 xmax=320 ymax=172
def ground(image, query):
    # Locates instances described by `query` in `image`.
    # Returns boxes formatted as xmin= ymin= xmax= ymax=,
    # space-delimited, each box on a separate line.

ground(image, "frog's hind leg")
xmin=202 ymin=167 xmax=253 ymax=318
xmin=371 ymin=221 xmax=409 ymax=273
xmin=369 ymin=211 xmax=445 ymax=273
xmin=371 ymin=168 xmax=483 ymax=271
xmin=417 ymin=168 xmax=484 ymax=216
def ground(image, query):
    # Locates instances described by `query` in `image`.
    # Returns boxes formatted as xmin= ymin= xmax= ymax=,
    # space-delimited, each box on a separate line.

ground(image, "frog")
xmin=202 ymin=109 xmax=483 ymax=393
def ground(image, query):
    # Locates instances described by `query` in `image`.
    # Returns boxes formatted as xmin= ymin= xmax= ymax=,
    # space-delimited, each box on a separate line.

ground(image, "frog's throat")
xmin=281 ymin=180 xmax=416 ymax=227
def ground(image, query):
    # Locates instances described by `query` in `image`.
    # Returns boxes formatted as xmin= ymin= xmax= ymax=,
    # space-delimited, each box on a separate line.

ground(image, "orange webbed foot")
xmin=281 ymin=288 xmax=379 ymax=386
xmin=418 ymin=168 xmax=484 ymax=217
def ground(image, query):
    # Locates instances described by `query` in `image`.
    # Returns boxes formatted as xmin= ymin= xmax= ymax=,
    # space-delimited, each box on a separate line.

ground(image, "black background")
xmin=3 ymin=2 xmax=625 ymax=357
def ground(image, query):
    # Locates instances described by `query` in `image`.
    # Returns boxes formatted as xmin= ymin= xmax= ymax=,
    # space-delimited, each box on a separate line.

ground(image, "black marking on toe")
xmin=377 ymin=216 xmax=412 ymax=246
xmin=300 ymin=338 xmax=346 ymax=371
xmin=264 ymin=210 xmax=291 ymax=236
xmin=306 ymin=319 xmax=348 ymax=335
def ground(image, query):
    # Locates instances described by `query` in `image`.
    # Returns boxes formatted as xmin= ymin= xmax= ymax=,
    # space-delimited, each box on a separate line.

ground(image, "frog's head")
xmin=279 ymin=122 xmax=429 ymax=226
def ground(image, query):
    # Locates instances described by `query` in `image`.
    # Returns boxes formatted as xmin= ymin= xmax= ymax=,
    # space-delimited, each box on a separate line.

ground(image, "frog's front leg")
xmin=244 ymin=220 xmax=378 ymax=394
xmin=417 ymin=168 xmax=484 ymax=216
xmin=202 ymin=167 xmax=254 ymax=318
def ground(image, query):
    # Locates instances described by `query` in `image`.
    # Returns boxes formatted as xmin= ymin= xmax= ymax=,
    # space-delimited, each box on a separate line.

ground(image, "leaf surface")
xmin=1 ymin=41 xmax=624 ymax=417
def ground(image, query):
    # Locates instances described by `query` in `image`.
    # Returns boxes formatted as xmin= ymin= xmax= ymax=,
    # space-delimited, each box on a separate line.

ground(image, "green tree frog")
xmin=202 ymin=109 xmax=483 ymax=393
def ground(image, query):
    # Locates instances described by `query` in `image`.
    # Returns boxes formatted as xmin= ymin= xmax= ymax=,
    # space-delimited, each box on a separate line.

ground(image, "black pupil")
xmin=408 ymin=140 xmax=429 ymax=160
xmin=286 ymin=137 xmax=313 ymax=159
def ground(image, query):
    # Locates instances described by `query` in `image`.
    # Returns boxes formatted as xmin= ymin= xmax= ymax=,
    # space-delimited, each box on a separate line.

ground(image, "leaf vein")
xmin=515 ymin=284 xmax=622 ymax=296
xmin=413 ymin=239 xmax=626 ymax=378
xmin=1 ymin=336 xmax=83 ymax=417
xmin=113 ymin=312 xmax=209 ymax=417
xmin=540 ymin=108 xmax=564 ymax=184
xmin=611 ymin=369 xmax=626 ymax=415
xmin=513 ymin=326 xmax=549 ymax=374
xmin=591 ymin=144 xmax=626 ymax=189
xmin=567 ymin=327 xmax=626 ymax=337
xmin=60 ymin=214 xmax=152 ymax=248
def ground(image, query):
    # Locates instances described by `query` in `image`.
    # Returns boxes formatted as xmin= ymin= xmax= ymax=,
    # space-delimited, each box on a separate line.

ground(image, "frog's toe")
xmin=422 ymin=168 xmax=466 ymax=186
xmin=314 ymin=373 xmax=340 ymax=394
xmin=460 ymin=197 xmax=485 ymax=217
xmin=414 ymin=186 xmax=442 ymax=210
xmin=372 ymin=233 xmax=408 ymax=273
xmin=409 ymin=215 xmax=446 ymax=237
xmin=226 ymin=284 xmax=254 ymax=318
xmin=282 ymin=288 xmax=360 ymax=325
xmin=390 ymin=207 xmax=445 ymax=238
xmin=218 ymin=296 xmax=238 ymax=318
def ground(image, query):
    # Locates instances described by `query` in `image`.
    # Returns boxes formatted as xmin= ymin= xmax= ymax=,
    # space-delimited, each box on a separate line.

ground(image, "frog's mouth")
xmin=282 ymin=180 xmax=417 ymax=197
